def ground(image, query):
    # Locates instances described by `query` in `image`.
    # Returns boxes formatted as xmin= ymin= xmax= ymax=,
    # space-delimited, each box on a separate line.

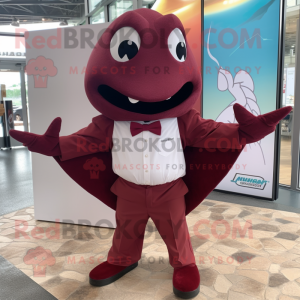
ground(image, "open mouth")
xmin=97 ymin=82 xmax=193 ymax=114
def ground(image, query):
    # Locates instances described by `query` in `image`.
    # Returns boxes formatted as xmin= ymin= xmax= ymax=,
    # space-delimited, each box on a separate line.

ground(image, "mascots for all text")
xmin=10 ymin=9 xmax=291 ymax=299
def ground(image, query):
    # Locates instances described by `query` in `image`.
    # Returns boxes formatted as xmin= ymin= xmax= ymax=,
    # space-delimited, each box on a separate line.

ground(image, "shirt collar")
xmin=133 ymin=120 xmax=159 ymax=125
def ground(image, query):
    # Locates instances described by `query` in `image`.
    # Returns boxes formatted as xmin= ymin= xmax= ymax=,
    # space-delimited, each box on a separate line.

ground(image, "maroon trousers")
xmin=107 ymin=177 xmax=196 ymax=268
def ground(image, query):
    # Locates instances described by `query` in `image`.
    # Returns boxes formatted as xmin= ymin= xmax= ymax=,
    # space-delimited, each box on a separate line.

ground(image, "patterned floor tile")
xmin=0 ymin=201 xmax=300 ymax=299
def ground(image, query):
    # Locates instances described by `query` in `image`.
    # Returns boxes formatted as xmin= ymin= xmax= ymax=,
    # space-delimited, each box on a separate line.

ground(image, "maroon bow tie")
xmin=130 ymin=121 xmax=161 ymax=137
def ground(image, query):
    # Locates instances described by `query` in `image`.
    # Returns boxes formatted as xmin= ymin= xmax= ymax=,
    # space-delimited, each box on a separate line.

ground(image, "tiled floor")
xmin=1 ymin=200 xmax=300 ymax=300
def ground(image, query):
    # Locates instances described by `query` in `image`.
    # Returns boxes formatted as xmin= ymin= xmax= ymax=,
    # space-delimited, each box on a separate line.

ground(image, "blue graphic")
xmin=203 ymin=0 xmax=280 ymax=119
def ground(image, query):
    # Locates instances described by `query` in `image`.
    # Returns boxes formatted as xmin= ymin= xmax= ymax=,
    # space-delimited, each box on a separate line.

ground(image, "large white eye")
xmin=168 ymin=28 xmax=187 ymax=62
xmin=110 ymin=27 xmax=141 ymax=62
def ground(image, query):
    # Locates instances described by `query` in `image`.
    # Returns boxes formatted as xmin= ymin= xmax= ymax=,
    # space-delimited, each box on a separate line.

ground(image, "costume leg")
xmin=149 ymin=196 xmax=195 ymax=268
xmin=107 ymin=196 xmax=149 ymax=266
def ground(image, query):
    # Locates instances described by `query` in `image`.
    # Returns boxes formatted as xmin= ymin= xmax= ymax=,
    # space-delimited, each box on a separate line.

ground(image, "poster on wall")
xmin=203 ymin=0 xmax=284 ymax=199
xmin=153 ymin=0 xmax=202 ymax=112
xmin=4 ymin=100 xmax=14 ymax=131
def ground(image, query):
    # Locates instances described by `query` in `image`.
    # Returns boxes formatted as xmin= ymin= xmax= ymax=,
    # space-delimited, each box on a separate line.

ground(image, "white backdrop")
xmin=26 ymin=24 xmax=116 ymax=227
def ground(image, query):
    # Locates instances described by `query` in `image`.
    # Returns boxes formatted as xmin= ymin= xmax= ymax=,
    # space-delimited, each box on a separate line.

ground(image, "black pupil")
xmin=118 ymin=40 xmax=138 ymax=60
xmin=176 ymin=42 xmax=186 ymax=60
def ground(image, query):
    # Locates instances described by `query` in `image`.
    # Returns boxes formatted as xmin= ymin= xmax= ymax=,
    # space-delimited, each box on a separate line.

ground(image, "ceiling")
xmin=0 ymin=0 xmax=85 ymax=26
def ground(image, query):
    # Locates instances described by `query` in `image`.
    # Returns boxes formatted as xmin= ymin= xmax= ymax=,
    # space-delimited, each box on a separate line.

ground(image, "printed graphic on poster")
xmin=4 ymin=100 xmax=14 ymax=131
xmin=203 ymin=0 xmax=283 ymax=199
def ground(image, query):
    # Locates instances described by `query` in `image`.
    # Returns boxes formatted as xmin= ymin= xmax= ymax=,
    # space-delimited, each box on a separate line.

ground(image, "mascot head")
xmin=85 ymin=8 xmax=201 ymax=121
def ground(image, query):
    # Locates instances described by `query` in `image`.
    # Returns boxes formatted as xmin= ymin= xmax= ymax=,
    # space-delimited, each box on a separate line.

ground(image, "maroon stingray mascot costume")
xmin=11 ymin=8 xmax=291 ymax=299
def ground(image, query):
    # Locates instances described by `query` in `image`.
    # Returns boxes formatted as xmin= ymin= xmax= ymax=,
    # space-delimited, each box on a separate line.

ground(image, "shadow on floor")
xmin=207 ymin=187 xmax=300 ymax=214
xmin=0 ymin=255 xmax=58 ymax=300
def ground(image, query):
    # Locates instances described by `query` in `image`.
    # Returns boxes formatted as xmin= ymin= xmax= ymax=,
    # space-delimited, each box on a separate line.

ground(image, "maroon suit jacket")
xmin=59 ymin=109 xmax=242 ymax=161
xmin=55 ymin=109 xmax=243 ymax=215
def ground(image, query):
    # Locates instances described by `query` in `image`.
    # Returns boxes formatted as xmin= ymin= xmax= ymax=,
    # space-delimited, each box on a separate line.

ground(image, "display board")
xmin=203 ymin=0 xmax=284 ymax=199
xmin=25 ymin=24 xmax=116 ymax=227
xmin=4 ymin=100 xmax=14 ymax=131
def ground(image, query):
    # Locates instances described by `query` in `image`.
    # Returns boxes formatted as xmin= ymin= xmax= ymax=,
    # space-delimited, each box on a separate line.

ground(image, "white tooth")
xmin=166 ymin=97 xmax=171 ymax=100
xmin=128 ymin=97 xmax=139 ymax=104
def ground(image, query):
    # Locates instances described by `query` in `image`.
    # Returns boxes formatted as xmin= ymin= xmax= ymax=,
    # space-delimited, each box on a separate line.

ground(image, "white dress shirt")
xmin=112 ymin=118 xmax=186 ymax=185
